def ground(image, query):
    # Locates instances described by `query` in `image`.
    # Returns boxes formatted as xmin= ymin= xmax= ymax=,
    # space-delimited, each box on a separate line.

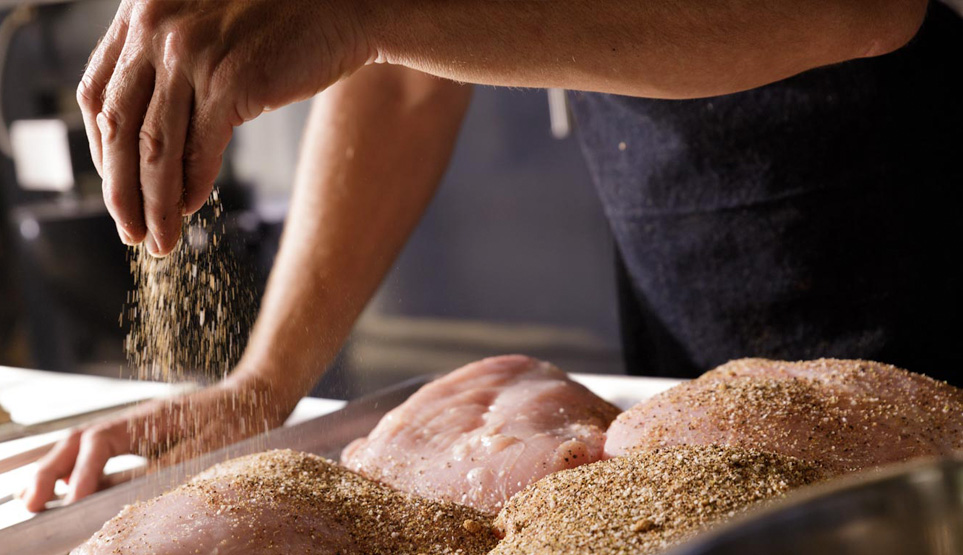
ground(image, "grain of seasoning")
xmin=121 ymin=190 xmax=262 ymax=466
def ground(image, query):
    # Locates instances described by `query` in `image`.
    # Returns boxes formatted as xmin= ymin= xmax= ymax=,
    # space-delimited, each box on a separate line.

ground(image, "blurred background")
xmin=0 ymin=0 xmax=624 ymax=399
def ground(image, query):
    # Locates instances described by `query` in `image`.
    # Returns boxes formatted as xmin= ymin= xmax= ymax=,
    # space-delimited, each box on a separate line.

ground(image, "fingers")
xmin=139 ymin=33 xmax=194 ymax=256
xmin=99 ymin=34 xmax=155 ymax=245
xmin=21 ymin=431 xmax=82 ymax=512
xmin=182 ymin=94 xmax=234 ymax=216
xmin=76 ymin=1 xmax=133 ymax=177
xmin=65 ymin=424 xmax=128 ymax=504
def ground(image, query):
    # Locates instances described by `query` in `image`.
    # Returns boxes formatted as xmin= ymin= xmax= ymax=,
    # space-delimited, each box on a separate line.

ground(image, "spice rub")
xmin=605 ymin=358 xmax=963 ymax=472
xmin=492 ymin=445 xmax=827 ymax=555
xmin=72 ymin=449 xmax=498 ymax=555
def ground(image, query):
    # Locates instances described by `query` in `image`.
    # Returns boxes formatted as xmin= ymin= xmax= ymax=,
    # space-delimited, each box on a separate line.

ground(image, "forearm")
xmin=368 ymin=0 xmax=927 ymax=98
xmin=233 ymin=66 xmax=471 ymax=407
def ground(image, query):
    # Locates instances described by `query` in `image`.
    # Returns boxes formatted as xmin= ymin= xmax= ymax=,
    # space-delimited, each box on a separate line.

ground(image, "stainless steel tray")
xmin=669 ymin=455 xmax=963 ymax=555
xmin=0 ymin=375 xmax=431 ymax=555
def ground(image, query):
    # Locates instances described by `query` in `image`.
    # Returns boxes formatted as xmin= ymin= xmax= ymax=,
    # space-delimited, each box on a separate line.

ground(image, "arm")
xmin=372 ymin=0 xmax=929 ymax=98
xmin=81 ymin=0 xmax=925 ymax=252
xmin=23 ymin=64 xmax=470 ymax=511
xmin=232 ymin=64 xmax=472 ymax=409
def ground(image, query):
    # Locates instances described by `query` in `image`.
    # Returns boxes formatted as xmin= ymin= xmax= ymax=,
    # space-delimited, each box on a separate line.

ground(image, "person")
xmin=22 ymin=0 xmax=958 ymax=512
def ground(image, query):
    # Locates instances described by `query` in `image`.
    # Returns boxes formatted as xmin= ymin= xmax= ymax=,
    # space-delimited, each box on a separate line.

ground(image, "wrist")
xmin=331 ymin=0 xmax=385 ymax=68
xmin=224 ymin=360 xmax=306 ymax=421
xmin=355 ymin=0 xmax=423 ymax=67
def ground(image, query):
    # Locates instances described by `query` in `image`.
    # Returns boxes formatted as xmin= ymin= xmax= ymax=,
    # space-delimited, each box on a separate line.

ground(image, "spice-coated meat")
xmin=72 ymin=449 xmax=497 ymax=555
xmin=605 ymin=358 xmax=963 ymax=472
xmin=491 ymin=445 xmax=827 ymax=555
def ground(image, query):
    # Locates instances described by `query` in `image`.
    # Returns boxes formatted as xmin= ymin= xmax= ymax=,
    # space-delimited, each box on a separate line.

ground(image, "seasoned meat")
xmin=606 ymin=358 xmax=963 ymax=472
xmin=492 ymin=445 xmax=827 ymax=555
xmin=72 ymin=449 xmax=497 ymax=555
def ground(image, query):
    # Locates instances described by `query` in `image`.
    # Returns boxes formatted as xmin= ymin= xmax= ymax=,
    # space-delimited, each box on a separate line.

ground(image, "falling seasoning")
xmin=123 ymin=188 xmax=261 ymax=467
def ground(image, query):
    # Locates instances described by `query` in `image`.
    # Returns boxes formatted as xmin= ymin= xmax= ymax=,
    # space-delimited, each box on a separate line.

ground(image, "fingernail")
xmin=116 ymin=223 xmax=133 ymax=246
xmin=145 ymin=234 xmax=160 ymax=257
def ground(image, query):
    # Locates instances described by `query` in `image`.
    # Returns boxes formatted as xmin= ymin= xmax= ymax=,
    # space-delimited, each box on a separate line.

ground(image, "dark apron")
xmin=570 ymin=2 xmax=963 ymax=385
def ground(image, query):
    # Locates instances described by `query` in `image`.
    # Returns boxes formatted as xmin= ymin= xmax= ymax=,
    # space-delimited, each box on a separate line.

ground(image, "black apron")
xmin=570 ymin=2 xmax=963 ymax=386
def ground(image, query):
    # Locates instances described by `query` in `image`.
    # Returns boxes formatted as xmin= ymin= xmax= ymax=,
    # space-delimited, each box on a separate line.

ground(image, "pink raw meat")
xmin=342 ymin=355 xmax=621 ymax=513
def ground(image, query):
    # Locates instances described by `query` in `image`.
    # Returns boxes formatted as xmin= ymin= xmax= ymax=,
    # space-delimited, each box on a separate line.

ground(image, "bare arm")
xmin=82 ymin=0 xmax=925 ymax=252
xmin=38 ymin=0 xmax=924 ymax=508
xmin=23 ymin=65 xmax=470 ymax=511
xmin=232 ymin=65 xmax=471 ymax=407
xmin=370 ymin=0 xmax=928 ymax=98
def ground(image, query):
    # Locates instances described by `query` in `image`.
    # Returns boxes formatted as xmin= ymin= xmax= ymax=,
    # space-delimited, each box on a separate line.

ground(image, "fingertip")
xmin=183 ymin=192 xmax=209 ymax=216
xmin=103 ymin=179 xmax=147 ymax=243
xmin=116 ymin=222 xmax=135 ymax=246
xmin=22 ymin=479 xmax=51 ymax=513
xmin=120 ymin=220 xmax=148 ymax=244
xmin=19 ymin=486 xmax=37 ymax=512
xmin=182 ymin=181 xmax=213 ymax=215
xmin=145 ymin=234 xmax=160 ymax=257
xmin=144 ymin=234 xmax=172 ymax=258
xmin=145 ymin=228 xmax=180 ymax=258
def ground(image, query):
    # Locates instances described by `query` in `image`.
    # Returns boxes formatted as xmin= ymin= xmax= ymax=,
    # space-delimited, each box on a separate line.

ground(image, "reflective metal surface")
xmin=670 ymin=455 xmax=963 ymax=555
xmin=0 ymin=375 xmax=430 ymax=555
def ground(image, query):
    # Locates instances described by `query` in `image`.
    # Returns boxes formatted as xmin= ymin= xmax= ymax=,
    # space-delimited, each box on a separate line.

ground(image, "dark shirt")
xmin=571 ymin=2 xmax=963 ymax=386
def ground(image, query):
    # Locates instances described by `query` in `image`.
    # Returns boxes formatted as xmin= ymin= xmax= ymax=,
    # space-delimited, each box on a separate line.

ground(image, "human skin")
xmin=25 ymin=0 xmax=927 ymax=510
xmin=81 ymin=0 xmax=926 ymax=255
xmin=23 ymin=63 xmax=471 ymax=511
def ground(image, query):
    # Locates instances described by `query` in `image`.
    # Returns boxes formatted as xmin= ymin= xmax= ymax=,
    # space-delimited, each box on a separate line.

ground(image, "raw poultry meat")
xmin=605 ymin=358 xmax=963 ymax=472
xmin=341 ymin=355 xmax=621 ymax=513
xmin=72 ymin=449 xmax=497 ymax=555
xmin=491 ymin=444 xmax=827 ymax=555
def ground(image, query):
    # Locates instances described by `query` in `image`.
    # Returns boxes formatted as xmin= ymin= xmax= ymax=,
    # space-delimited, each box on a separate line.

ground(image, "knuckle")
xmin=84 ymin=425 xmax=111 ymax=442
xmin=138 ymin=127 xmax=170 ymax=166
xmin=82 ymin=425 xmax=119 ymax=451
xmin=182 ymin=142 xmax=208 ymax=169
xmin=131 ymin=0 xmax=163 ymax=31
xmin=98 ymin=105 xmax=126 ymax=141
xmin=75 ymin=76 xmax=101 ymax=110
xmin=161 ymin=28 xmax=192 ymax=69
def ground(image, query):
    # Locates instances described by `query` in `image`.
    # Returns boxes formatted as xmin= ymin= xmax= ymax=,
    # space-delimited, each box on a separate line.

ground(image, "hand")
xmin=81 ymin=0 xmax=372 ymax=256
xmin=21 ymin=374 xmax=291 ymax=512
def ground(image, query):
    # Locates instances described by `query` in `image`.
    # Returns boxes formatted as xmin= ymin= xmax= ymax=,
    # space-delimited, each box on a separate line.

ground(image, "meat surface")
xmin=606 ymin=358 xmax=963 ymax=472
xmin=492 ymin=445 xmax=827 ymax=555
xmin=73 ymin=449 xmax=497 ymax=555
xmin=341 ymin=355 xmax=621 ymax=513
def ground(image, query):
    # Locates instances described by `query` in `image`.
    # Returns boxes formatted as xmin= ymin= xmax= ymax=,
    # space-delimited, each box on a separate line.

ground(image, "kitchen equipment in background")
xmin=671 ymin=455 xmax=963 ymax=555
